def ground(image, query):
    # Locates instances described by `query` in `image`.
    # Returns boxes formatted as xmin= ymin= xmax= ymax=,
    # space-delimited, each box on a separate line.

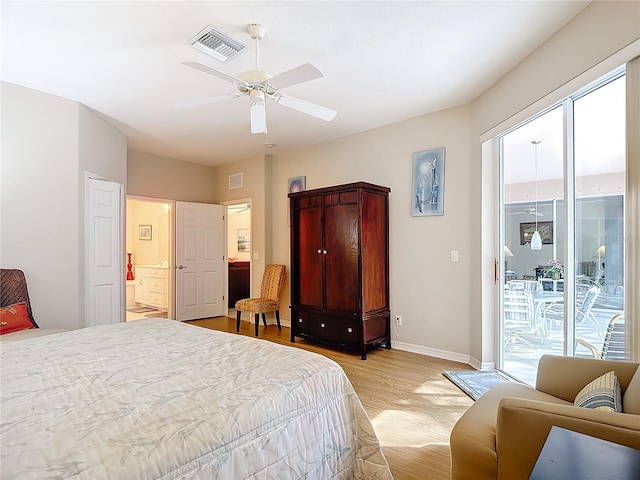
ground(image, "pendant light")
xmin=530 ymin=140 xmax=542 ymax=250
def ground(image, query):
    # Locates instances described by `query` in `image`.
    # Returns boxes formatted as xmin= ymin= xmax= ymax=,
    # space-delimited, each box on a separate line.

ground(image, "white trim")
xmin=393 ymin=340 xmax=472 ymax=366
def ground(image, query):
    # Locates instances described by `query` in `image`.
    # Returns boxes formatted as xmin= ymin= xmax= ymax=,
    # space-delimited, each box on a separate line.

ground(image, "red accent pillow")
xmin=0 ymin=302 xmax=36 ymax=335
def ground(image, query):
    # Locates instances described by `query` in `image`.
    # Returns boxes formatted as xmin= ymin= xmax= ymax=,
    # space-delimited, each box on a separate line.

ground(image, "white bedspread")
xmin=0 ymin=318 xmax=392 ymax=479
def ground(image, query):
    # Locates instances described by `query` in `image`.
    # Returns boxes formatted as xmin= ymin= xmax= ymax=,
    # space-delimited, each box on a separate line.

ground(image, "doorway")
xmin=498 ymin=70 xmax=627 ymax=384
xmin=225 ymin=199 xmax=252 ymax=317
xmin=125 ymin=197 xmax=173 ymax=320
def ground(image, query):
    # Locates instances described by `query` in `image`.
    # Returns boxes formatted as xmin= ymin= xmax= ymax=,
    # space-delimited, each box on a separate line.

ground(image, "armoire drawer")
xmin=295 ymin=311 xmax=341 ymax=341
xmin=341 ymin=317 xmax=363 ymax=343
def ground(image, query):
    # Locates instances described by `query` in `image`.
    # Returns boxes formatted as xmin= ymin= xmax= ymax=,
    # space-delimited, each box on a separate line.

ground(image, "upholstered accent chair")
xmin=235 ymin=264 xmax=286 ymax=336
xmin=450 ymin=355 xmax=640 ymax=480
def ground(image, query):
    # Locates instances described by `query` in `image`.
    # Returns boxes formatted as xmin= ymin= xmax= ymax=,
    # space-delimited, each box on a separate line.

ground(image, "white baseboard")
xmin=392 ymin=340 xmax=472 ymax=366
xmin=280 ymin=325 xmax=488 ymax=370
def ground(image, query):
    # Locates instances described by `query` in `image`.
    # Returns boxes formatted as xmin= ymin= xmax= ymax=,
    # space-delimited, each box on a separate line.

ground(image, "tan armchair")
xmin=450 ymin=355 xmax=640 ymax=480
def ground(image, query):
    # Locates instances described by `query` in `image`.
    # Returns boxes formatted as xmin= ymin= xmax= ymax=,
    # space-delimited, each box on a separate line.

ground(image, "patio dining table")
xmin=532 ymin=291 xmax=564 ymax=341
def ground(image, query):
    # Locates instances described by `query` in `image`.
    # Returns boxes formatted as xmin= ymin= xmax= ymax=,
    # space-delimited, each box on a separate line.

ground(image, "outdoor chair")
xmin=503 ymin=288 xmax=537 ymax=351
xmin=235 ymin=264 xmax=286 ymax=337
xmin=545 ymin=285 xmax=603 ymax=339
xmin=576 ymin=313 xmax=628 ymax=360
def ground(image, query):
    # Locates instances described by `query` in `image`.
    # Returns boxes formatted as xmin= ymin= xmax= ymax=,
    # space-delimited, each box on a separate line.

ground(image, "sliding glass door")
xmin=499 ymin=70 xmax=627 ymax=384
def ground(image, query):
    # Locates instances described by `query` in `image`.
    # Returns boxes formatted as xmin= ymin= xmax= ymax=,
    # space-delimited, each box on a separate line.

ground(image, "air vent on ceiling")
xmin=188 ymin=25 xmax=247 ymax=63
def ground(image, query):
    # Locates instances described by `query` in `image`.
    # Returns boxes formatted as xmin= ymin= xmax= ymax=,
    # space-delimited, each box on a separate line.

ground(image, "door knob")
xmin=178 ymin=265 xmax=187 ymax=269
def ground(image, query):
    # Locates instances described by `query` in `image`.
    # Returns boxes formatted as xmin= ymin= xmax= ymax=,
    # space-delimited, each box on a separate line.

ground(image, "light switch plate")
xmin=451 ymin=250 xmax=459 ymax=262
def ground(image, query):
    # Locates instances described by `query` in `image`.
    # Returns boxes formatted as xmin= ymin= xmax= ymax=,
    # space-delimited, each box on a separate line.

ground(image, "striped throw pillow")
xmin=574 ymin=371 xmax=622 ymax=412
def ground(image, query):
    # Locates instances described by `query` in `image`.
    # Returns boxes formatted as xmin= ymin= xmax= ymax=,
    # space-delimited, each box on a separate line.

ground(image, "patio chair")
xmin=576 ymin=313 xmax=627 ymax=360
xmin=503 ymin=288 xmax=537 ymax=351
xmin=545 ymin=285 xmax=603 ymax=339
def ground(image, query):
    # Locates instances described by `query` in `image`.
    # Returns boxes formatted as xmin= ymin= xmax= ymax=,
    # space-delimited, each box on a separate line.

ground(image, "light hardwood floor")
xmin=186 ymin=317 xmax=474 ymax=480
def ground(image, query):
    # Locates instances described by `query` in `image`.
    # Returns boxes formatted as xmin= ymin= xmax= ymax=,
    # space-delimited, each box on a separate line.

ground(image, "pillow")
xmin=0 ymin=302 xmax=36 ymax=335
xmin=574 ymin=370 xmax=622 ymax=412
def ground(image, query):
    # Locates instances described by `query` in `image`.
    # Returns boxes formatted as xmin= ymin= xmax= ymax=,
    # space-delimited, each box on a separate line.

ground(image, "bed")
xmin=0 ymin=318 xmax=392 ymax=479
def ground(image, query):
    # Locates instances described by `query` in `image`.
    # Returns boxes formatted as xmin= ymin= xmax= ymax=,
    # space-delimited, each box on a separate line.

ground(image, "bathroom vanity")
xmin=134 ymin=266 xmax=168 ymax=310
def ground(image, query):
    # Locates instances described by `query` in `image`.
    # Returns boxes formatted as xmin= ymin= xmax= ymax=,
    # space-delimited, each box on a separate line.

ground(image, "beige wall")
xmin=272 ymin=105 xmax=473 ymax=360
xmin=1 ymin=82 xmax=127 ymax=330
xmin=212 ymin=156 xmax=271 ymax=297
xmin=127 ymin=150 xmax=217 ymax=203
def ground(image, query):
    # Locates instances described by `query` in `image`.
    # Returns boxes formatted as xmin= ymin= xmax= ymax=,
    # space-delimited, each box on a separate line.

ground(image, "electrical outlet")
xmin=395 ymin=315 xmax=402 ymax=326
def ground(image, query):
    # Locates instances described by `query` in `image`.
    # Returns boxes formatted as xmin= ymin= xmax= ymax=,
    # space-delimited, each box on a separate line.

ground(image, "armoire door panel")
xmin=324 ymin=204 xmax=359 ymax=312
xmin=362 ymin=192 xmax=388 ymax=312
xmin=297 ymin=207 xmax=324 ymax=307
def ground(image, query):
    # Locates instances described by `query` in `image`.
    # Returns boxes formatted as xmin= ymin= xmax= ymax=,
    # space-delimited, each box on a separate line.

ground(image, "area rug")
xmin=443 ymin=369 xmax=521 ymax=401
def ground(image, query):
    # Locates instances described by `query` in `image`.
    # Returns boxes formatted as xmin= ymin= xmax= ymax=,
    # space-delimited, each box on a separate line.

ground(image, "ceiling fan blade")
xmin=174 ymin=94 xmax=238 ymax=110
xmin=267 ymin=63 xmax=323 ymax=90
xmin=275 ymin=94 xmax=337 ymax=121
xmin=250 ymin=101 xmax=267 ymax=134
xmin=182 ymin=61 xmax=245 ymax=86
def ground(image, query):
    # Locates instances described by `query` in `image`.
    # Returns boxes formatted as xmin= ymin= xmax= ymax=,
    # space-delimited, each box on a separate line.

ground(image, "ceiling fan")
xmin=507 ymin=205 xmax=544 ymax=216
xmin=228 ymin=203 xmax=250 ymax=214
xmin=178 ymin=23 xmax=337 ymax=134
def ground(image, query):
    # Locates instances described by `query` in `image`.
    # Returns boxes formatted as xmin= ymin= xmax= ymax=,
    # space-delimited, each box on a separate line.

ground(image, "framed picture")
xmin=411 ymin=147 xmax=445 ymax=216
xmin=520 ymin=221 xmax=553 ymax=245
xmin=288 ymin=176 xmax=306 ymax=193
xmin=237 ymin=229 xmax=251 ymax=251
xmin=139 ymin=225 xmax=152 ymax=241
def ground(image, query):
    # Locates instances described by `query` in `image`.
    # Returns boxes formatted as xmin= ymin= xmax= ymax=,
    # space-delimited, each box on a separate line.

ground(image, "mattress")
xmin=0 ymin=318 xmax=392 ymax=479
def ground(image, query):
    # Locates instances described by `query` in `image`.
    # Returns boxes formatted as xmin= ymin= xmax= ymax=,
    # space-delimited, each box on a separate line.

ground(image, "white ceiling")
xmin=1 ymin=1 xmax=589 ymax=167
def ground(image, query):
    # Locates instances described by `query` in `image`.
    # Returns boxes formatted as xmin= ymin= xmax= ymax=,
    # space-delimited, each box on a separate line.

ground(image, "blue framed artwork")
xmin=412 ymin=147 xmax=445 ymax=216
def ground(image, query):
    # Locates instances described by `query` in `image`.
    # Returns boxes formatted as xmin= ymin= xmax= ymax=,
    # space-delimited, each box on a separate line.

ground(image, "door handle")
xmin=178 ymin=265 xmax=187 ymax=269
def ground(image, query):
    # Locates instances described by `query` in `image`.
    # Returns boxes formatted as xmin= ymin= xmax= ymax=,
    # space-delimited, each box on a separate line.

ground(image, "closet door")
xmin=324 ymin=202 xmax=359 ymax=312
xmin=297 ymin=206 xmax=324 ymax=308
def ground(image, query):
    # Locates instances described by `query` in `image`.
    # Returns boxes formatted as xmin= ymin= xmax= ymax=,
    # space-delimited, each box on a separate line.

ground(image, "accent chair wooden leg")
xmin=275 ymin=310 xmax=281 ymax=330
xmin=254 ymin=313 xmax=260 ymax=336
xmin=261 ymin=313 xmax=267 ymax=327
xmin=236 ymin=310 xmax=241 ymax=332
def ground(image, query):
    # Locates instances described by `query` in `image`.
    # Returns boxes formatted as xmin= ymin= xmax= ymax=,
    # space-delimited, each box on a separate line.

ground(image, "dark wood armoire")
xmin=288 ymin=182 xmax=390 ymax=359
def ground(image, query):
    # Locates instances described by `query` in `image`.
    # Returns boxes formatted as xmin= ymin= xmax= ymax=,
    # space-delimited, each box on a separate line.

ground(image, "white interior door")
xmin=86 ymin=176 xmax=123 ymax=326
xmin=176 ymin=202 xmax=224 ymax=320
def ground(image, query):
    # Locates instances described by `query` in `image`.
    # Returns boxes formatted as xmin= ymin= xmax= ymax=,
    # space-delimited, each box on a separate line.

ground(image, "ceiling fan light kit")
xmin=181 ymin=23 xmax=337 ymax=134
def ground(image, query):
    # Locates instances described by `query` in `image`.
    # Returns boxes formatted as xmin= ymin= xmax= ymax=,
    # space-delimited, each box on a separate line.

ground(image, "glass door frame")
xmin=497 ymin=67 xmax=626 ymax=374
